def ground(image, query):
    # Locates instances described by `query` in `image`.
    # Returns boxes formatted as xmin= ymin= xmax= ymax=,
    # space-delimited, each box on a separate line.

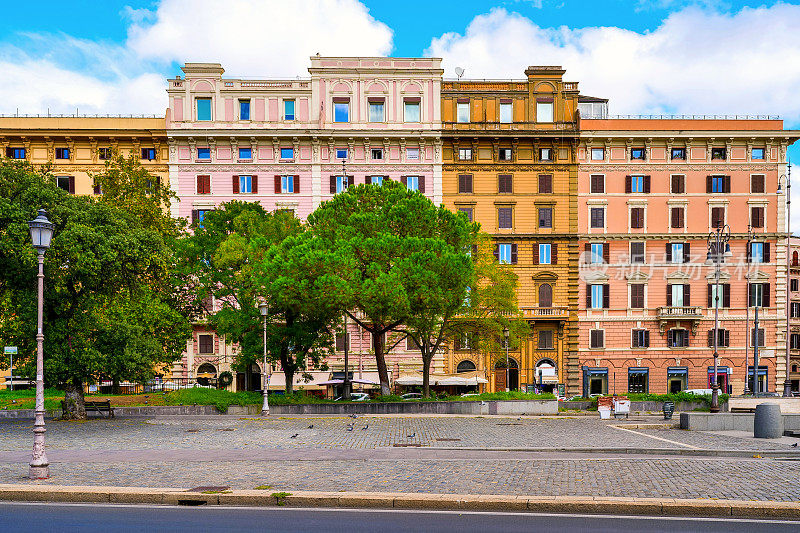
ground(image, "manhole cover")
xmin=436 ymin=438 xmax=461 ymax=442
xmin=188 ymin=486 xmax=230 ymax=492
xmin=186 ymin=429 xmax=200 ymax=433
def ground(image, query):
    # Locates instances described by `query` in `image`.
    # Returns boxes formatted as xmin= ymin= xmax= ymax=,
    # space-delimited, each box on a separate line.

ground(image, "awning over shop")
xmin=267 ymin=371 xmax=331 ymax=391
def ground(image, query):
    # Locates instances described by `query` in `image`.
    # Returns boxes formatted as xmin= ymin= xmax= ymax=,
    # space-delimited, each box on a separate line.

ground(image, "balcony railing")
xmin=521 ymin=306 xmax=569 ymax=319
xmin=657 ymin=306 xmax=704 ymax=318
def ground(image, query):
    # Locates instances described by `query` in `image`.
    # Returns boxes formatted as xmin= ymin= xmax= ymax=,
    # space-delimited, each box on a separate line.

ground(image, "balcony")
xmin=521 ymin=306 xmax=569 ymax=320
xmin=657 ymin=306 xmax=704 ymax=334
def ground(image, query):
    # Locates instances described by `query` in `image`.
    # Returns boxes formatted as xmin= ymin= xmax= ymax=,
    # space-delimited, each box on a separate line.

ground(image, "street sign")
xmin=4 ymin=347 xmax=16 ymax=391
xmin=3 ymin=347 xmax=17 ymax=355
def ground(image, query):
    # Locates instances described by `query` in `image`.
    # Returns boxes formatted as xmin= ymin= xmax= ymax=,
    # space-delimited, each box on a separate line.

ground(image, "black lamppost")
xmin=744 ymin=224 xmax=755 ymax=395
xmin=779 ymin=166 xmax=793 ymax=397
xmin=28 ymin=209 xmax=54 ymax=479
xmin=259 ymin=302 xmax=269 ymax=416
xmin=706 ymin=224 xmax=731 ymax=413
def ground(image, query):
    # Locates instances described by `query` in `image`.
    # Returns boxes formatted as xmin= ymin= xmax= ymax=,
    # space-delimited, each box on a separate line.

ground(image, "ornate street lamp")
xmin=779 ymin=166 xmax=793 ymax=397
xmin=28 ymin=209 xmax=54 ymax=479
xmin=706 ymin=224 xmax=731 ymax=414
xmin=503 ymin=326 xmax=510 ymax=392
xmin=259 ymin=302 xmax=269 ymax=416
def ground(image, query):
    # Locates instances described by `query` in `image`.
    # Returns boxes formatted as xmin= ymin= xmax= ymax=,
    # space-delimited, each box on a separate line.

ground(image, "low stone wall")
xmin=270 ymin=399 xmax=558 ymax=416
xmin=560 ymin=400 xmax=717 ymax=412
xmin=729 ymin=397 xmax=800 ymax=414
xmin=680 ymin=412 xmax=800 ymax=431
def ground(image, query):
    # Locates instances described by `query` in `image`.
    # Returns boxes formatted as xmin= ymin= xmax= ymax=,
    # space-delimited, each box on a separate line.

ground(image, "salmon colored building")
xmin=578 ymin=117 xmax=799 ymax=395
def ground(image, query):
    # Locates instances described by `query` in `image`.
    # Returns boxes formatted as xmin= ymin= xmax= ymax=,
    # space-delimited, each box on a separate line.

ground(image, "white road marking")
xmin=610 ymin=424 xmax=700 ymax=449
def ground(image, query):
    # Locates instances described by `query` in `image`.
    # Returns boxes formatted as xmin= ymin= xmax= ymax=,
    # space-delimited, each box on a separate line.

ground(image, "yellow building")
xmin=440 ymin=67 xmax=581 ymax=395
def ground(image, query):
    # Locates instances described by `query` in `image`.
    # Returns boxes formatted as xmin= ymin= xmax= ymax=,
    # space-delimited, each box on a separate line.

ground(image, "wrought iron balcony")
xmin=657 ymin=306 xmax=704 ymax=319
xmin=520 ymin=306 xmax=570 ymax=319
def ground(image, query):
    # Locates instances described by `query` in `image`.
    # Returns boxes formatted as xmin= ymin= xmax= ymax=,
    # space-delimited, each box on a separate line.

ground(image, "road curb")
xmin=1 ymin=484 xmax=799 ymax=518
xmin=420 ymin=446 xmax=800 ymax=458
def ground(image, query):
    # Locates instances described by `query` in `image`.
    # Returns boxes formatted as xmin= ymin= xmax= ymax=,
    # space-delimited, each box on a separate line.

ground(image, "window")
xmin=406 ymin=147 xmax=419 ymax=160
xmin=668 ymin=329 xmax=689 ymax=347
xmin=631 ymin=148 xmax=645 ymax=160
xmin=141 ymin=148 xmax=156 ymax=160
xmin=371 ymin=148 xmax=383 ymax=160
xmin=281 ymin=175 xmax=295 ymax=194
xmin=335 ymin=175 xmax=350 ymax=193
xmin=6 ymin=147 xmax=25 ymax=159
xmin=539 ymin=243 xmax=552 ymax=265
xmin=590 ymin=207 xmax=605 ymax=228
xmin=751 ymin=207 xmax=765 ymax=228
xmin=590 ymin=330 xmax=604 ymax=349
xmin=196 ymin=98 xmax=211 ymax=121
xmin=590 ymin=175 xmax=604 ymax=193
xmin=404 ymin=176 xmax=420 ymax=192
xmin=538 ymin=330 xmax=554 ymax=349
xmin=752 ymin=148 xmax=765 ymax=160
xmin=196 ymin=175 xmax=211 ymax=195
xmin=456 ymin=102 xmax=470 ymax=123
xmin=791 ymin=333 xmax=800 ymax=349
xmin=458 ymin=148 xmax=472 ymax=160
xmin=458 ymin=174 xmax=473 ymax=193
xmin=791 ymin=302 xmax=800 ymax=318
xmin=709 ymin=175 xmax=730 ymax=193
xmin=711 ymin=147 xmax=727 ymax=160
xmin=198 ymin=334 xmax=214 ymax=354
xmin=671 ymin=147 xmax=686 ymax=160
xmin=668 ymin=175 xmax=684 ymax=194
xmin=539 ymin=148 xmax=552 ymax=161
xmin=631 ymin=242 xmax=645 ymax=263
xmin=335 ymin=333 xmax=349 ymax=352
xmin=751 ymin=328 xmax=766 ymax=348
xmin=629 ymin=175 xmax=646 ymax=193
xmin=591 ymin=148 xmax=604 ymax=161
xmin=496 ymin=243 xmax=515 ymax=264
xmin=538 ymin=174 xmax=552 ymax=194
xmin=55 ymin=148 xmax=69 ymax=159
xmin=368 ymin=175 xmax=383 ymax=186
xmin=751 ymin=175 xmax=765 ymax=193
xmin=498 ymin=174 xmax=513 ymax=194
xmin=750 ymin=242 xmax=766 ymax=263
xmin=538 ymin=207 xmax=553 ymax=228
xmin=498 ymin=148 xmax=512 ymax=161
xmin=669 ymin=242 xmax=687 ymax=264
xmin=238 ymin=175 xmax=253 ymax=194
xmin=334 ymin=100 xmax=349 ymax=122
xmin=239 ymin=99 xmax=250 ymax=120
xmin=630 ymin=208 xmax=644 ymax=229
xmin=499 ymin=102 xmax=512 ymax=123
xmin=628 ymin=368 xmax=649 ymax=393
xmin=239 ymin=147 xmax=252 ymax=160
xmin=336 ymin=148 xmax=348 ymax=159
xmin=498 ymin=207 xmax=513 ymax=229
xmin=458 ymin=207 xmax=473 ymax=222
xmin=455 ymin=333 xmax=471 ymax=350
xmin=56 ymin=176 xmax=73 ymax=193
xmin=708 ymin=283 xmax=730 ymax=308
xmin=368 ymin=100 xmax=384 ymax=122
xmin=711 ymin=207 xmax=725 ymax=228
xmin=630 ymin=284 xmax=645 ymax=308
xmin=404 ymin=100 xmax=420 ymax=122
xmin=98 ymin=147 xmax=111 ymax=160
xmin=749 ymin=283 xmax=770 ymax=307
xmin=283 ymin=99 xmax=295 ymax=121
xmin=792 ymin=278 xmax=799 ymax=292
xmin=406 ymin=336 xmax=421 ymax=351
xmin=590 ymin=243 xmax=605 ymax=264
xmin=670 ymin=207 xmax=685 ymax=229
xmin=195 ymin=147 xmax=211 ymax=161
xmin=193 ymin=209 xmax=212 ymax=228
xmin=667 ymin=367 xmax=688 ymax=393
xmin=280 ymin=148 xmax=294 ymax=160
xmin=538 ymin=283 xmax=552 ymax=307
xmin=632 ymin=330 xmax=650 ymax=348
xmin=589 ymin=284 xmax=609 ymax=309
xmin=536 ymin=101 xmax=553 ymax=122
xmin=668 ymin=283 xmax=688 ymax=307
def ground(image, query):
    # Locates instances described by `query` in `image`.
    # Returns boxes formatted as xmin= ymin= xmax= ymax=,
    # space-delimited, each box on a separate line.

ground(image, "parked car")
xmin=334 ymin=392 xmax=370 ymax=402
xmin=401 ymin=393 xmax=422 ymax=401
xmin=460 ymin=393 xmax=479 ymax=397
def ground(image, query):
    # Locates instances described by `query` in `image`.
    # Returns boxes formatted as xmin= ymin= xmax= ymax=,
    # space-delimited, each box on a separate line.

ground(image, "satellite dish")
xmin=455 ymin=67 xmax=465 ymax=80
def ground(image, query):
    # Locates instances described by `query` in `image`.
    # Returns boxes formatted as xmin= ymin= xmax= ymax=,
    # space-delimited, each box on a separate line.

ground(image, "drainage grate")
xmin=177 ymin=500 xmax=208 ymax=506
xmin=188 ymin=486 xmax=230 ymax=492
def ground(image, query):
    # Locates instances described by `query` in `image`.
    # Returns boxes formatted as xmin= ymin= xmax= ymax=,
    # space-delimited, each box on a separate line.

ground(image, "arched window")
xmin=793 ymin=251 xmax=798 ymax=266
xmin=495 ymin=357 xmax=518 ymax=369
xmin=539 ymin=283 xmax=553 ymax=308
xmin=456 ymin=360 xmax=477 ymax=373
xmin=196 ymin=363 xmax=217 ymax=376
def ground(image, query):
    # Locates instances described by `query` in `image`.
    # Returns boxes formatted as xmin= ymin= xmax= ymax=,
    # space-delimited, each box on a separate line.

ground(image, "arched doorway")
xmin=196 ymin=363 xmax=217 ymax=386
xmin=538 ymin=283 xmax=552 ymax=308
xmin=236 ymin=363 xmax=262 ymax=392
xmin=494 ymin=357 xmax=519 ymax=391
xmin=456 ymin=360 xmax=477 ymax=373
xmin=535 ymin=358 xmax=557 ymax=393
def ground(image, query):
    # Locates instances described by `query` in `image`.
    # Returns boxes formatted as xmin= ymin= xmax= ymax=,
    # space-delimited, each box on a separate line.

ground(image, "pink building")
xmin=166 ymin=58 xmax=444 ymax=388
xmin=577 ymin=117 xmax=798 ymax=396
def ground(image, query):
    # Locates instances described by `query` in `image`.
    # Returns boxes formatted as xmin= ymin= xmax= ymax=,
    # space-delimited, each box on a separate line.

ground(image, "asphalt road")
xmin=2 ymin=503 xmax=799 ymax=533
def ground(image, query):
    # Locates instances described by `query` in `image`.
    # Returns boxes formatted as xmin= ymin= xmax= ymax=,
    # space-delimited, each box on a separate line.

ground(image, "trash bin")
xmin=754 ymin=403 xmax=783 ymax=439
xmin=663 ymin=401 xmax=675 ymax=420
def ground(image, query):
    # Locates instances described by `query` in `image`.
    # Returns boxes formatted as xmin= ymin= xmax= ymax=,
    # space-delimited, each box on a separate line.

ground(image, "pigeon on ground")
xmin=792 ymin=443 xmax=798 ymax=447
xmin=350 ymin=414 xmax=358 ymax=419
xmin=408 ymin=433 xmax=415 ymax=438
xmin=308 ymin=424 xmax=314 ymax=429
xmin=347 ymin=426 xmax=353 ymax=432
xmin=290 ymin=433 xmax=298 ymax=438
xmin=362 ymin=425 xmax=369 ymax=430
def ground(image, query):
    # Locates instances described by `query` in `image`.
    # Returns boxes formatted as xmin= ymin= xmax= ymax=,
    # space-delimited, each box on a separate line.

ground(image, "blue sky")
xmin=0 ymin=0 xmax=798 ymax=193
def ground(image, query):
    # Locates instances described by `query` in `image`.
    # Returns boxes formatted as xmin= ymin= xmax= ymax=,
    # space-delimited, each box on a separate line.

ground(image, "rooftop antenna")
xmin=455 ymin=67 xmax=465 ymax=80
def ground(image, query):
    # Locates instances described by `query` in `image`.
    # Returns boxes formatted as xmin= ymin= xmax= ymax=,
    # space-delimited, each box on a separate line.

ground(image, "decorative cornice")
xmin=443 ymin=164 xmax=572 ymax=172
xmin=581 ymin=164 xmax=778 ymax=172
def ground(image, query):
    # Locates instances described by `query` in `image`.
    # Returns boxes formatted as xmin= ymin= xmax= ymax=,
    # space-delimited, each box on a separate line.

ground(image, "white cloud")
xmin=126 ymin=0 xmax=394 ymax=76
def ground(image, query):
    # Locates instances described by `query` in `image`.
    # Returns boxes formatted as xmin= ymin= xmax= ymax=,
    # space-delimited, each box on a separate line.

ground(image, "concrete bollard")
xmin=754 ymin=403 xmax=783 ymax=439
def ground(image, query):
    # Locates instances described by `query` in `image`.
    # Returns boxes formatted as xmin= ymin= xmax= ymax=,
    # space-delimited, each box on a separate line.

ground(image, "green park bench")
xmin=61 ymin=399 xmax=115 ymax=419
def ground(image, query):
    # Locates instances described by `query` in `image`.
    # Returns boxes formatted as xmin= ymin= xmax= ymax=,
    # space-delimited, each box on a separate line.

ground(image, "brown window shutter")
xmin=493 ymin=245 xmax=499 ymax=262
xmin=330 ymin=176 xmax=336 ymax=194
xmin=666 ymin=242 xmax=672 ymax=262
xmin=533 ymin=243 xmax=539 ymax=265
xmin=724 ymin=330 xmax=730 ymax=347
xmin=602 ymin=243 xmax=609 ymax=264
xmin=584 ymin=242 xmax=591 ymax=263
xmin=93 ymin=182 xmax=101 ymax=195
xmin=401 ymin=176 xmax=407 ymax=187
xmin=747 ymin=242 xmax=752 ymax=262
xmin=643 ymin=175 xmax=651 ymax=193
xmin=764 ymin=283 xmax=770 ymax=307
xmin=365 ymin=176 xmax=372 ymax=185
xmin=683 ymin=242 xmax=690 ymax=263
xmin=191 ymin=210 xmax=199 ymax=224
xmin=683 ymin=331 xmax=689 ymax=347
xmin=723 ymin=284 xmax=730 ymax=308
xmin=586 ymin=285 xmax=592 ymax=309
xmin=706 ymin=176 xmax=712 ymax=193
xmin=233 ymin=175 xmax=239 ymax=194
xmin=625 ymin=175 xmax=632 ymax=194
xmin=294 ymin=175 xmax=300 ymax=193
xmin=724 ymin=175 xmax=731 ymax=193
xmin=602 ymin=284 xmax=610 ymax=308
xmin=251 ymin=175 xmax=258 ymax=194
xmin=764 ymin=242 xmax=770 ymax=263
xmin=678 ymin=208 xmax=684 ymax=227
xmin=274 ymin=175 xmax=281 ymax=194
xmin=419 ymin=176 xmax=425 ymax=193
xmin=510 ymin=244 xmax=518 ymax=264
xmin=348 ymin=176 xmax=354 ymax=187
xmin=68 ymin=176 xmax=75 ymax=194
xmin=632 ymin=330 xmax=638 ymax=348
xmin=708 ymin=330 xmax=714 ymax=347
xmin=667 ymin=330 xmax=673 ymax=346
xmin=667 ymin=284 xmax=672 ymax=306
xmin=552 ymin=243 xmax=557 ymax=265
xmin=684 ymin=284 xmax=690 ymax=306
xmin=707 ymin=284 xmax=713 ymax=308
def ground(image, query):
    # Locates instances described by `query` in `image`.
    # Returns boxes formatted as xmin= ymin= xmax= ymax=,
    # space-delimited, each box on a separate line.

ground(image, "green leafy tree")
xmin=0 ymin=159 xmax=191 ymax=418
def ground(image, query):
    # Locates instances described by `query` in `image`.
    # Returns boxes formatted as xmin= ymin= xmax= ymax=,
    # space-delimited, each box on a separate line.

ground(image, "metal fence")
xmin=93 ymin=378 xmax=217 ymax=395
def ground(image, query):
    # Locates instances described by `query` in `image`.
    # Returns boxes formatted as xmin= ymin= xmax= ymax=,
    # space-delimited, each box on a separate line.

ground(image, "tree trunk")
xmin=422 ymin=351 xmax=433 ymax=398
xmin=111 ymin=379 xmax=121 ymax=395
xmin=373 ymin=331 xmax=390 ymax=396
xmin=283 ymin=367 xmax=294 ymax=395
xmin=245 ymin=364 xmax=252 ymax=392
xmin=62 ymin=378 xmax=87 ymax=420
